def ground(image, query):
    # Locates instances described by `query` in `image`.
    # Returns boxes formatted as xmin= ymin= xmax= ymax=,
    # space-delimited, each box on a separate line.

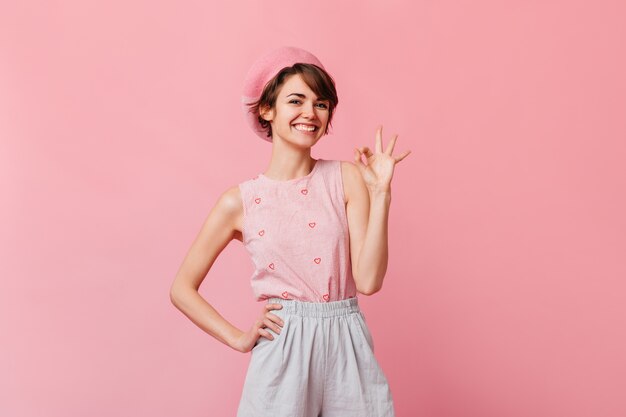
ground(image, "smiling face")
xmin=259 ymin=73 xmax=330 ymax=146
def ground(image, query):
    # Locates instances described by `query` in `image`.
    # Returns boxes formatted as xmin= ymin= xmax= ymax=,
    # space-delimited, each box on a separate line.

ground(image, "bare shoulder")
xmin=218 ymin=184 xmax=244 ymax=212
xmin=340 ymin=160 xmax=368 ymax=204
xmin=218 ymin=184 xmax=245 ymax=242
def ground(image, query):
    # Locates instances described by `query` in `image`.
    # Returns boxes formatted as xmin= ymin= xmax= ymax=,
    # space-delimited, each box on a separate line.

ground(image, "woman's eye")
xmin=288 ymin=100 xmax=328 ymax=109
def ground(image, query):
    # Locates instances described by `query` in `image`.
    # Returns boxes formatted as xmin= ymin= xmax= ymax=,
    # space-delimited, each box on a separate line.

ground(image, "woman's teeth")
xmin=294 ymin=124 xmax=317 ymax=132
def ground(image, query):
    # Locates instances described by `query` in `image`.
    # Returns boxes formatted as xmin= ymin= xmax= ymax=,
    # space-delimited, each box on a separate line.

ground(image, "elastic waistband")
xmin=266 ymin=296 xmax=360 ymax=318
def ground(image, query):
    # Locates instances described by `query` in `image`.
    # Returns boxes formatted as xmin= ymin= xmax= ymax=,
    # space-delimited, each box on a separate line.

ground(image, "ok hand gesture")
xmin=354 ymin=125 xmax=411 ymax=193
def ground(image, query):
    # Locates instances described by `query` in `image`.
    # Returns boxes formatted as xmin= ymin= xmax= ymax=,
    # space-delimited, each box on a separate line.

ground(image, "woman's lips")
xmin=293 ymin=123 xmax=318 ymax=133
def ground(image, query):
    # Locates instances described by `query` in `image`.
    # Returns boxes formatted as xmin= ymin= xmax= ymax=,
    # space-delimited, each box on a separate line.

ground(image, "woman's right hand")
xmin=233 ymin=303 xmax=284 ymax=353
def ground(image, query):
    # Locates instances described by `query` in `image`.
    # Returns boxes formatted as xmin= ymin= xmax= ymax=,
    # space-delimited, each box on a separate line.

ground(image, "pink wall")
xmin=2 ymin=1 xmax=625 ymax=416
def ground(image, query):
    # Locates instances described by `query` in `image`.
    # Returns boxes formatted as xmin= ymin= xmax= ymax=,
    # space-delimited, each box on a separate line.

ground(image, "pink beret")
xmin=241 ymin=46 xmax=326 ymax=142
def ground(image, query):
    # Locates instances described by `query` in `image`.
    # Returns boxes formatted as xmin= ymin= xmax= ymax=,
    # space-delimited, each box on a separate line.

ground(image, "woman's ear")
xmin=259 ymin=104 xmax=274 ymax=122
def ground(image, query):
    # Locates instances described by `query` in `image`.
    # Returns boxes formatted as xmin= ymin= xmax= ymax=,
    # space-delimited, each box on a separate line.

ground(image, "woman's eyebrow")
xmin=286 ymin=93 xmax=328 ymax=101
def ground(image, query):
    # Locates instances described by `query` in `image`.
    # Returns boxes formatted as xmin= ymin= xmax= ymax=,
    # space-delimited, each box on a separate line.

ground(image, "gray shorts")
xmin=237 ymin=296 xmax=395 ymax=417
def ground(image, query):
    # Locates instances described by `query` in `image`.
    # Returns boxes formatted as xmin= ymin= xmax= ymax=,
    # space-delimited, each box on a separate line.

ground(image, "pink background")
xmin=2 ymin=1 xmax=625 ymax=416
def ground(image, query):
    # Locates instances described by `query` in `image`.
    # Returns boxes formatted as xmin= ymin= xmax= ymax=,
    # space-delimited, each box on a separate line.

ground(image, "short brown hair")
xmin=244 ymin=63 xmax=339 ymax=139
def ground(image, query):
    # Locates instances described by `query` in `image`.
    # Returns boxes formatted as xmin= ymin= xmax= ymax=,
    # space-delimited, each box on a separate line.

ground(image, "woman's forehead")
xmin=279 ymin=77 xmax=327 ymax=101
xmin=280 ymin=74 xmax=314 ymax=94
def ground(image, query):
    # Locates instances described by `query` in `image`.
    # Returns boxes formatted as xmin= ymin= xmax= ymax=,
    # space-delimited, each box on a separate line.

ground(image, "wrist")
xmin=226 ymin=327 xmax=245 ymax=351
xmin=368 ymin=187 xmax=391 ymax=201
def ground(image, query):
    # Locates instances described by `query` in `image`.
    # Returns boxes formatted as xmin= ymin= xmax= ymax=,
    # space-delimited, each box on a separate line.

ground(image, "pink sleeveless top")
xmin=238 ymin=158 xmax=358 ymax=303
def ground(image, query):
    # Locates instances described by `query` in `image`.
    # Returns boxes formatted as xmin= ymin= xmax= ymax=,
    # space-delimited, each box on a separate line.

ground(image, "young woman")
xmin=170 ymin=46 xmax=410 ymax=417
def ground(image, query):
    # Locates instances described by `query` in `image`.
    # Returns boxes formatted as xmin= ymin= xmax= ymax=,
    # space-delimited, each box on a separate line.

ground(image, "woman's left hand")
xmin=354 ymin=125 xmax=411 ymax=193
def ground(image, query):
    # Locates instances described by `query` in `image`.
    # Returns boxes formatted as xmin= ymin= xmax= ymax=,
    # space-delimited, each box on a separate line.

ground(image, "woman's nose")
xmin=301 ymin=104 xmax=317 ymax=119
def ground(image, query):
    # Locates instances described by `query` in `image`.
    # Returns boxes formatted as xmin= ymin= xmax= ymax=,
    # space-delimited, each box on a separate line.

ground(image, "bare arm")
xmin=169 ymin=185 xmax=246 ymax=350
xmin=355 ymin=189 xmax=391 ymax=294
xmin=343 ymin=126 xmax=410 ymax=294
xmin=343 ymin=161 xmax=391 ymax=295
